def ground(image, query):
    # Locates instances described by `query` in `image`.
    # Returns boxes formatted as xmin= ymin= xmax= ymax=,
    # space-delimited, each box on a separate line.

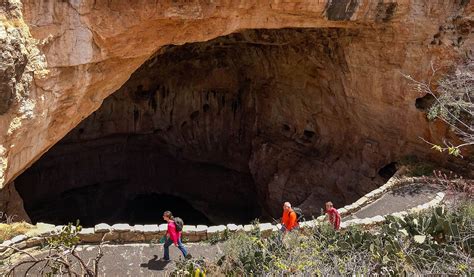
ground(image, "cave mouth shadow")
xmin=12 ymin=27 xmax=403 ymax=228
xmin=118 ymin=193 xmax=212 ymax=226
xmin=17 ymin=177 xmax=258 ymax=228
xmin=14 ymin=134 xmax=262 ymax=228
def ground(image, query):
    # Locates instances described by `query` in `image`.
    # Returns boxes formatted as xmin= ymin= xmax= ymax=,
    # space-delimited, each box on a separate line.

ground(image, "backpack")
xmin=174 ymin=217 xmax=184 ymax=232
xmin=292 ymin=207 xmax=304 ymax=222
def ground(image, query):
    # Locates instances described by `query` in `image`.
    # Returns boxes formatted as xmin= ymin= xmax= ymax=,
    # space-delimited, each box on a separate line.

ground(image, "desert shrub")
xmin=405 ymin=58 xmax=473 ymax=156
xmin=399 ymin=155 xmax=435 ymax=177
xmin=0 ymin=222 xmax=33 ymax=242
xmin=172 ymin=257 xmax=208 ymax=277
xmin=433 ymin=169 xmax=474 ymax=199
xmin=181 ymin=202 xmax=473 ymax=276
xmin=5 ymin=221 xmax=104 ymax=276
xmin=0 ymin=212 xmax=33 ymax=242
xmin=207 ymin=228 xmax=230 ymax=245
xmin=380 ymin=203 xmax=473 ymax=275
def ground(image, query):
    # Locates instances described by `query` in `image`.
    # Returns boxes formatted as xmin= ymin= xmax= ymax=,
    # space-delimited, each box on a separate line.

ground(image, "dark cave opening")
xmin=13 ymin=28 xmax=399 ymax=226
xmin=118 ymin=193 xmax=212 ymax=226
xmin=415 ymin=94 xmax=435 ymax=110
xmin=378 ymin=162 xmax=398 ymax=182
xmin=17 ymin=183 xmax=213 ymax=227
xmin=15 ymin=133 xmax=261 ymax=227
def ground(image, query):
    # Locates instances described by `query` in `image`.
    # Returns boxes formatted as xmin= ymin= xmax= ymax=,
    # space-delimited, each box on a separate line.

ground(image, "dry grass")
xmin=0 ymin=222 xmax=34 ymax=243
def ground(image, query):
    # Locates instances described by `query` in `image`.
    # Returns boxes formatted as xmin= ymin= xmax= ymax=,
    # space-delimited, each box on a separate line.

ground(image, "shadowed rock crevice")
xmin=378 ymin=162 xmax=398 ymax=182
xmin=15 ymin=28 xmax=400 ymax=226
xmin=415 ymin=94 xmax=436 ymax=111
xmin=325 ymin=0 xmax=360 ymax=21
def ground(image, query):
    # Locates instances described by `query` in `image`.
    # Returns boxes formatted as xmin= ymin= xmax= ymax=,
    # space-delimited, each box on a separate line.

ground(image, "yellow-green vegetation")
xmin=174 ymin=201 xmax=473 ymax=276
xmin=46 ymin=222 xmax=82 ymax=248
xmin=399 ymin=155 xmax=436 ymax=177
xmin=0 ymin=222 xmax=33 ymax=243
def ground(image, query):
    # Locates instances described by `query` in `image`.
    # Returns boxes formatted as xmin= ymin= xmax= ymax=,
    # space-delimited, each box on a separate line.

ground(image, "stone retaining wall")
xmin=335 ymin=166 xmax=409 ymax=218
xmin=0 ymin=169 xmax=446 ymax=260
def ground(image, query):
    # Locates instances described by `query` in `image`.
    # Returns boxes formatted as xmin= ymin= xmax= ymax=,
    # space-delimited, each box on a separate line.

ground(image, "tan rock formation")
xmin=0 ymin=0 xmax=472 ymax=221
xmin=0 ymin=181 xmax=30 ymax=222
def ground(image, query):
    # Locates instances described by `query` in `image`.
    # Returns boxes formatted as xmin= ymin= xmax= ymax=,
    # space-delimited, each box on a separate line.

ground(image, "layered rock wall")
xmin=0 ymin=0 xmax=473 ymax=220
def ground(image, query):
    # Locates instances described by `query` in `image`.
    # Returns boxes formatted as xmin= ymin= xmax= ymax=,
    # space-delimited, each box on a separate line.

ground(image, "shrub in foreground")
xmin=175 ymin=201 xmax=473 ymax=276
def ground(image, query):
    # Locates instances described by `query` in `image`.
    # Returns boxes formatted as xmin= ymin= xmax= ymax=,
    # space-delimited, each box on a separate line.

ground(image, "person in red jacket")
xmin=281 ymin=202 xmax=299 ymax=233
xmin=162 ymin=211 xmax=188 ymax=261
xmin=325 ymin=201 xmax=341 ymax=230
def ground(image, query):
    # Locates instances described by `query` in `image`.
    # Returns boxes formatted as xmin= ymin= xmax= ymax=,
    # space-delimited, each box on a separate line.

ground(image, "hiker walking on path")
xmin=162 ymin=211 xmax=188 ymax=261
xmin=281 ymin=202 xmax=299 ymax=233
xmin=325 ymin=201 xmax=341 ymax=230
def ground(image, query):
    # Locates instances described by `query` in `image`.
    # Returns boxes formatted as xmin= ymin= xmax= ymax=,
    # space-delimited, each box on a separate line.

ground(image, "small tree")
xmin=404 ymin=58 xmax=473 ymax=157
xmin=5 ymin=222 xmax=104 ymax=276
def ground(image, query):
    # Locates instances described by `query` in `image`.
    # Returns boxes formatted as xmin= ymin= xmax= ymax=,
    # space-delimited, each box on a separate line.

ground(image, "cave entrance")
xmin=14 ymin=28 xmax=397 ymax=226
xmin=14 ymin=136 xmax=261 ymax=227
xmin=17 ymin=182 xmax=214 ymax=227
xmin=117 ymin=193 xmax=212 ymax=225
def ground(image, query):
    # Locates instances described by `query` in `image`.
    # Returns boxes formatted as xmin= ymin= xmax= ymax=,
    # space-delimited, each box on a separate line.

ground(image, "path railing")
xmin=0 ymin=167 xmax=446 ymax=260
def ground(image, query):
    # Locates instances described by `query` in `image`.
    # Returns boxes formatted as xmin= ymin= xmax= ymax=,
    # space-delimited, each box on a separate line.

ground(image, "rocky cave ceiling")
xmin=14 ymin=28 xmax=428 ymax=225
xmin=1 ymin=0 xmax=472 ymax=227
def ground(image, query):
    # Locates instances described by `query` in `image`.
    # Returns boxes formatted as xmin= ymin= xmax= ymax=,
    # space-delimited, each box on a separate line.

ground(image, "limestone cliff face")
xmin=0 ymin=0 xmax=473 ymax=221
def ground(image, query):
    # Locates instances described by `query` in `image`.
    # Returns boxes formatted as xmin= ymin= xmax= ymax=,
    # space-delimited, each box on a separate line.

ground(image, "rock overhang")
xmin=0 ymin=0 xmax=472 ymax=222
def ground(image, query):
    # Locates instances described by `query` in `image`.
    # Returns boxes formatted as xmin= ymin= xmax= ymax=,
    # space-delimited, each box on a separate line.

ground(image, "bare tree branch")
xmin=403 ymin=58 xmax=473 ymax=156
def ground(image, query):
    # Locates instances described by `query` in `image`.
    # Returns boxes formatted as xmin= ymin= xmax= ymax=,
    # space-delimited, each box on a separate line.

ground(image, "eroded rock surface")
xmin=0 ymin=0 xmax=473 ymax=222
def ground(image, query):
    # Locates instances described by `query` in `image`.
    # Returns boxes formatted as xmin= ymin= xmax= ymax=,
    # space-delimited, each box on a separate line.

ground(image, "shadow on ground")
xmin=140 ymin=255 xmax=171 ymax=271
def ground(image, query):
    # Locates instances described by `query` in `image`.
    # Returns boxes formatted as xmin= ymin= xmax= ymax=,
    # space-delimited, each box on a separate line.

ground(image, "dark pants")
xmin=279 ymin=225 xmax=299 ymax=243
xmin=280 ymin=225 xmax=299 ymax=232
xmin=163 ymin=237 xmax=187 ymax=260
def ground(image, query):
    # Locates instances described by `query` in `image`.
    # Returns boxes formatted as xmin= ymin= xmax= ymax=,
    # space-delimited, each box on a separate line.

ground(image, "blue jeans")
xmin=163 ymin=237 xmax=187 ymax=260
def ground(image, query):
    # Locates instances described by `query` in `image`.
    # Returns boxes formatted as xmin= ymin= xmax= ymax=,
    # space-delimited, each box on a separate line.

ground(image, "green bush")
xmin=46 ymin=221 xmax=82 ymax=249
xmin=172 ymin=258 xmax=208 ymax=277
xmin=399 ymin=155 xmax=435 ymax=176
xmin=189 ymin=202 xmax=473 ymax=276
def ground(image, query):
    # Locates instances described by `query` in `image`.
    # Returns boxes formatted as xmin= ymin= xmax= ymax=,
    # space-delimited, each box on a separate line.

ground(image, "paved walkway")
xmin=5 ymin=243 xmax=222 ymax=276
xmin=3 ymin=182 xmax=445 ymax=276
xmin=344 ymin=183 xmax=443 ymax=221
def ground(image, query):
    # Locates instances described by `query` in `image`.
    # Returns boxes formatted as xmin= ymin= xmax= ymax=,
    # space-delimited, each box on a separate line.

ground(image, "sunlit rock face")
xmin=14 ymin=25 xmax=472 ymax=224
xmin=1 ymin=1 xmax=473 ymax=223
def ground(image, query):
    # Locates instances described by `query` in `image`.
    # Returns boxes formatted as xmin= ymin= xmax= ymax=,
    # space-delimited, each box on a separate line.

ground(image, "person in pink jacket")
xmin=162 ymin=211 xmax=188 ymax=261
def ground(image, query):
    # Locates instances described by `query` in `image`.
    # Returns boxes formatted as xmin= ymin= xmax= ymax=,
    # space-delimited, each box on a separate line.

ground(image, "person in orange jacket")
xmin=281 ymin=202 xmax=299 ymax=233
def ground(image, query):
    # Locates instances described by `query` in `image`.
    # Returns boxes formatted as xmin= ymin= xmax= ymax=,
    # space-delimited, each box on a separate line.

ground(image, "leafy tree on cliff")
xmin=405 ymin=58 xmax=473 ymax=157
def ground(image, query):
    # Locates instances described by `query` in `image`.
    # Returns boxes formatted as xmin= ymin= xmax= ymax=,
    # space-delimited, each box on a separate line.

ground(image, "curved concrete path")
xmin=2 ymin=181 xmax=445 ymax=276
xmin=343 ymin=183 xmax=443 ymax=221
